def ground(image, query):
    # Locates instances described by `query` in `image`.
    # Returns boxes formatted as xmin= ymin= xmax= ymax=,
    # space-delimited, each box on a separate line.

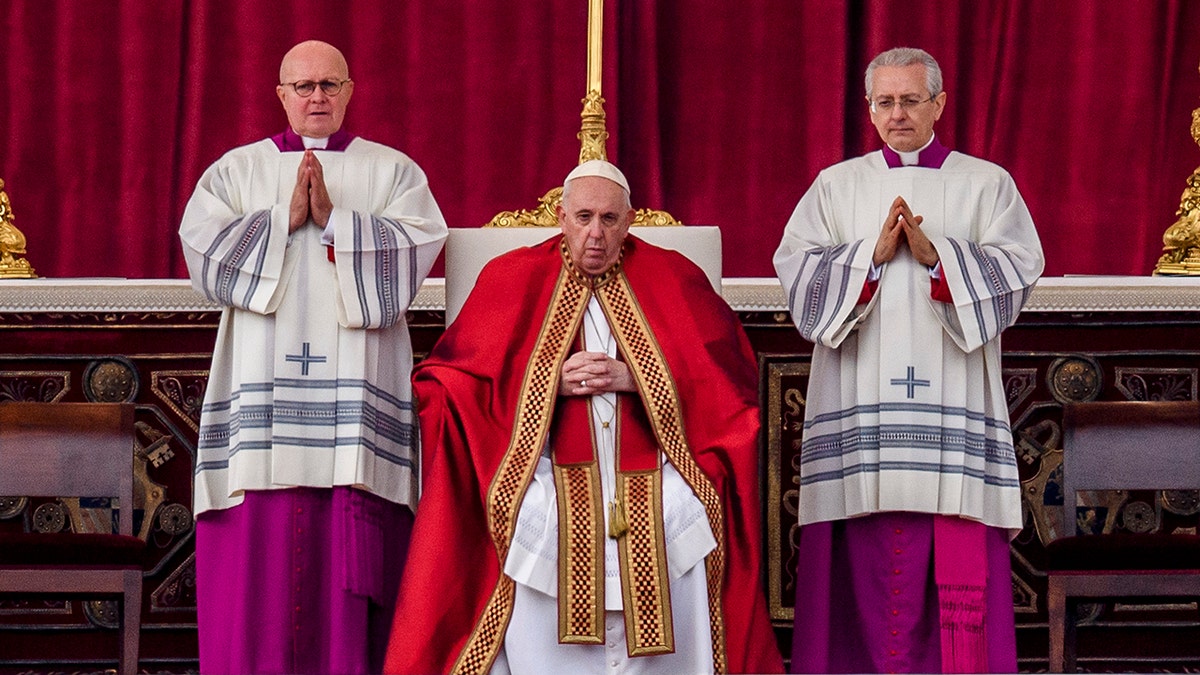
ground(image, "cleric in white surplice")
xmin=178 ymin=40 xmax=447 ymax=675
xmin=774 ymin=47 xmax=1044 ymax=674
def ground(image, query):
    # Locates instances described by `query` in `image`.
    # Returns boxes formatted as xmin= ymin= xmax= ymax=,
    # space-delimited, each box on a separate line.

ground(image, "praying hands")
xmin=872 ymin=195 xmax=939 ymax=267
xmin=560 ymin=350 xmax=635 ymax=396
xmin=288 ymin=149 xmax=334 ymax=232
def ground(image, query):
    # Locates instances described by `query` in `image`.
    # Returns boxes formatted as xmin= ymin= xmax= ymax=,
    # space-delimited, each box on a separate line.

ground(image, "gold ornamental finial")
xmin=0 ymin=178 xmax=37 ymax=279
xmin=579 ymin=89 xmax=609 ymax=163
xmin=1154 ymin=60 xmax=1200 ymax=275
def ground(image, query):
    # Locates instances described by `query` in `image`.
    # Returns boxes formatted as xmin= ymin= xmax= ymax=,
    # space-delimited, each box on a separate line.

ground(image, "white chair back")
xmin=444 ymin=226 xmax=722 ymax=324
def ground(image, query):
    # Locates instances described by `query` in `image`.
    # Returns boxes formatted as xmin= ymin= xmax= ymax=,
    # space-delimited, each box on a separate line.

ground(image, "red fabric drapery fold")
xmin=2 ymin=0 xmax=1198 ymax=279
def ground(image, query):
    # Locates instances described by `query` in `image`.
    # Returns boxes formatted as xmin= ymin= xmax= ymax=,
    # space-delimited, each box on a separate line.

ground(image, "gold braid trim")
xmin=451 ymin=576 xmax=515 ymax=675
xmin=555 ymin=461 xmax=606 ymax=644
xmin=616 ymin=469 xmax=674 ymax=656
xmin=596 ymin=272 xmax=728 ymax=674
xmin=453 ymin=267 xmax=589 ymax=674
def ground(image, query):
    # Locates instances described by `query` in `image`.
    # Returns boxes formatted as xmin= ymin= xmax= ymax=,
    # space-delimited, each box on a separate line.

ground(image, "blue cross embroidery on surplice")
xmin=890 ymin=366 xmax=931 ymax=399
xmin=285 ymin=342 xmax=327 ymax=376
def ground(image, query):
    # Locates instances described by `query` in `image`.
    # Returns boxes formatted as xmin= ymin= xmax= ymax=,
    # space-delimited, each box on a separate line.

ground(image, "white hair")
xmin=865 ymin=47 xmax=943 ymax=98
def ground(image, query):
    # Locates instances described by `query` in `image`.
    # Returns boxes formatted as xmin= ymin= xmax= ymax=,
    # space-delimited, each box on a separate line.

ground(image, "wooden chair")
xmin=0 ymin=402 xmax=142 ymax=673
xmin=1047 ymin=400 xmax=1200 ymax=672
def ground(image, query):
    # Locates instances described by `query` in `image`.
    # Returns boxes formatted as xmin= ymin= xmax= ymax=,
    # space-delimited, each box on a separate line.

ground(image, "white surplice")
xmin=774 ymin=149 xmax=1044 ymax=532
xmin=180 ymin=137 xmax=448 ymax=515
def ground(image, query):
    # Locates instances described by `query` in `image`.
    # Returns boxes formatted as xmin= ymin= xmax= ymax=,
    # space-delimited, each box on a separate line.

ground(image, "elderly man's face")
xmin=868 ymin=64 xmax=946 ymax=152
xmin=276 ymin=42 xmax=354 ymax=138
xmin=558 ymin=176 xmax=633 ymax=276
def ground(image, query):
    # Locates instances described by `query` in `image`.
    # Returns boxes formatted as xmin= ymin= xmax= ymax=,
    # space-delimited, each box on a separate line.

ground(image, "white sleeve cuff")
xmin=867 ymin=260 xmax=882 ymax=282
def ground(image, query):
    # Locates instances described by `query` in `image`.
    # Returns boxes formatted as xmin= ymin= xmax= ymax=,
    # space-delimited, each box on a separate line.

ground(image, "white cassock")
xmin=491 ymin=297 xmax=718 ymax=675
xmin=180 ymin=137 xmax=448 ymax=515
xmin=773 ymin=149 xmax=1044 ymax=532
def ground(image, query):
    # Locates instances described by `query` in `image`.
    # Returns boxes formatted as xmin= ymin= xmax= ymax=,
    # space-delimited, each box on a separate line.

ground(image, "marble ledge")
xmin=0 ymin=276 xmax=1198 ymax=314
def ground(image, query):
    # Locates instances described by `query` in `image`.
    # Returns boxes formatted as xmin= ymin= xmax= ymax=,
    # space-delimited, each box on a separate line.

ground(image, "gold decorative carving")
xmin=151 ymin=552 xmax=197 ymax=611
xmin=1121 ymin=501 xmax=1157 ymax=533
xmin=1162 ymin=489 xmax=1200 ymax=516
xmin=156 ymin=502 xmax=193 ymax=536
xmin=1075 ymin=488 xmax=1128 ymax=537
xmin=1002 ymin=368 xmax=1038 ymax=414
xmin=1011 ymin=571 xmax=1038 ymax=614
xmin=1155 ymin=60 xmax=1200 ymax=275
xmin=0 ymin=598 xmax=71 ymax=615
xmin=765 ymin=358 xmax=809 ymax=622
xmin=132 ymin=422 xmax=170 ymax=540
xmin=32 ymin=502 xmax=67 ymax=533
xmin=1014 ymin=418 xmax=1060 ymax=467
xmin=485 ymin=185 xmax=682 ymax=230
xmin=0 ymin=496 xmax=28 ymax=519
xmin=631 ymin=208 xmax=683 ymax=228
xmin=84 ymin=599 xmax=120 ymax=629
xmin=84 ymin=358 xmax=138 ymax=403
xmin=1023 ymin=447 xmax=1067 ymax=545
xmin=0 ymin=370 xmax=70 ymax=402
xmin=579 ymin=90 xmax=609 ymax=163
xmin=1047 ymin=355 xmax=1102 ymax=404
xmin=1114 ymin=601 xmax=1198 ymax=613
xmin=63 ymin=497 xmax=113 ymax=537
xmin=486 ymin=188 xmax=562 ymax=228
xmin=151 ymin=370 xmax=209 ymax=432
xmin=1114 ymin=366 xmax=1198 ymax=402
xmin=0 ymin=178 xmax=37 ymax=279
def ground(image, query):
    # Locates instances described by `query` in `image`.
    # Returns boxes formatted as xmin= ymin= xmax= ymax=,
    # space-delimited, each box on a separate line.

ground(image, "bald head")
xmin=276 ymin=40 xmax=354 ymax=138
xmin=280 ymin=40 xmax=349 ymax=83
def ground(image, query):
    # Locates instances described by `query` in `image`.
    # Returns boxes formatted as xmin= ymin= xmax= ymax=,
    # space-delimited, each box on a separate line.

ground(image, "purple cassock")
xmin=194 ymin=127 xmax=413 ymax=675
xmin=196 ymin=487 xmax=413 ymax=674
xmin=789 ymin=138 xmax=1018 ymax=675
xmin=790 ymin=513 xmax=1016 ymax=673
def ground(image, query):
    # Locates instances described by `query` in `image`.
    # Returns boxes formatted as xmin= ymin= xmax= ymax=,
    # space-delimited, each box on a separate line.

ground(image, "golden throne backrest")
xmin=485 ymin=187 xmax=685 ymax=229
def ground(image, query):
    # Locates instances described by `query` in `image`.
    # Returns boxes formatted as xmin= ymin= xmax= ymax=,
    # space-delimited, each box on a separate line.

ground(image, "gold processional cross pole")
xmin=487 ymin=0 xmax=679 ymax=228
xmin=1154 ymin=60 xmax=1200 ymax=275
xmin=578 ymin=0 xmax=609 ymax=163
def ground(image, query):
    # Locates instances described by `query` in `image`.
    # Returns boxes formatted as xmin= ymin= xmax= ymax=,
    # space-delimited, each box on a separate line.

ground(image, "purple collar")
xmin=270 ymin=128 xmax=355 ymax=152
xmin=881 ymin=137 xmax=951 ymax=169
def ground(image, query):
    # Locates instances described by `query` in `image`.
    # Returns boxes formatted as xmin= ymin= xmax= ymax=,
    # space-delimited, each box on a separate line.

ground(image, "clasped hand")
xmin=872 ymin=195 xmax=939 ymax=267
xmin=560 ymin=351 xmax=635 ymax=396
xmin=289 ymin=150 xmax=334 ymax=232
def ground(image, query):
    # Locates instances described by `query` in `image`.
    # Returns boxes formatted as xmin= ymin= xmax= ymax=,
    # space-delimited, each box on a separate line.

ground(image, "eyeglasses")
xmin=868 ymin=95 xmax=935 ymax=114
xmin=281 ymin=79 xmax=352 ymax=97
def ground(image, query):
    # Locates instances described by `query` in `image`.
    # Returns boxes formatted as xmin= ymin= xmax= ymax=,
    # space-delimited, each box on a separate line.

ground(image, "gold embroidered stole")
xmin=453 ymin=242 xmax=728 ymax=673
xmin=553 ymin=380 xmax=673 ymax=656
xmin=593 ymin=266 xmax=728 ymax=671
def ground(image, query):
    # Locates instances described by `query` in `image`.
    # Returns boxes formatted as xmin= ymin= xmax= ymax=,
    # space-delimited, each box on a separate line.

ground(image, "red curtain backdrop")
xmin=2 ymin=0 xmax=1198 ymax=280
